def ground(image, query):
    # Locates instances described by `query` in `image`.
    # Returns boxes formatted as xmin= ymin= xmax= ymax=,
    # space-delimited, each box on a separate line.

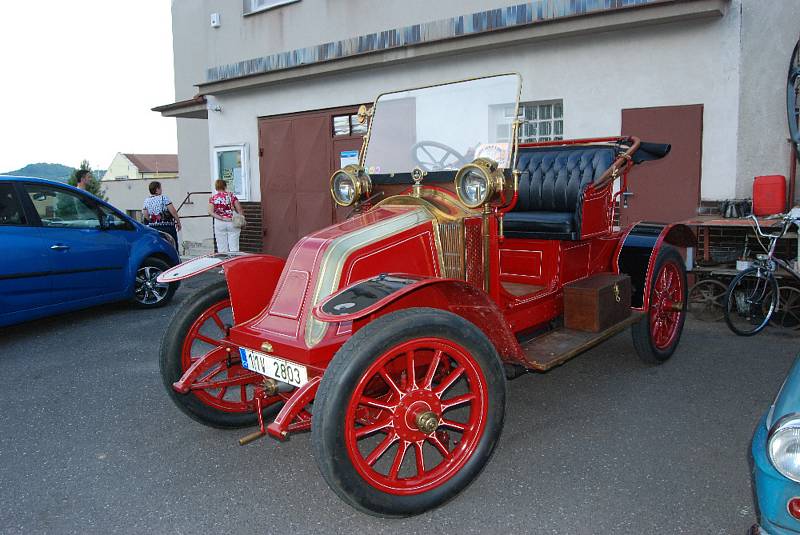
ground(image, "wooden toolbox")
xmin=563 ymin=273 xmax=632 ymax=333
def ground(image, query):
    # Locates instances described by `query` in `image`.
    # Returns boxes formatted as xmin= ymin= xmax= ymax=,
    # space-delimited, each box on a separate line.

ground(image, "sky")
xmin=0 ymin=0 xmax=177 ymax=173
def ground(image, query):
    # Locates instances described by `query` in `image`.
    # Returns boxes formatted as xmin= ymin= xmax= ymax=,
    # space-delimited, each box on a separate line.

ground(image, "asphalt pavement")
xmin=1 ymin=274 xmax=797 ymax=534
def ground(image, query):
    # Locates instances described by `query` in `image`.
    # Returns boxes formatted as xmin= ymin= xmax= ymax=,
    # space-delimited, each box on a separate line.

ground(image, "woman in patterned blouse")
xmin=208 ymin=180 xmax=243 ymax=252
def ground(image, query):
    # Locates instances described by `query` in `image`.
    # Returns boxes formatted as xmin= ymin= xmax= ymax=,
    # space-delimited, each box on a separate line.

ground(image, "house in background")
xmin=103 ymin=153 xmax=179 ymax=182
xmin=102 ymin=153 xmax=213 ymax=256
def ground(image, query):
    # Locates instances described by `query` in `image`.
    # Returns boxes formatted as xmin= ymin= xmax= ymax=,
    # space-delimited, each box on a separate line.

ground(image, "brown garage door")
xmin=620 ymin=105 xmax=704 ymax=226
xmin=259 ymin=106 xmax=364 ymax=257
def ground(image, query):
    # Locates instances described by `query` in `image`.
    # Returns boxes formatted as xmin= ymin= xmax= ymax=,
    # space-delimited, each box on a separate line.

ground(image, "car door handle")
xmin=621 ymin=191 xmax=634 ymax=208
xmin=50 ymin=244 xmax=70 ymax=251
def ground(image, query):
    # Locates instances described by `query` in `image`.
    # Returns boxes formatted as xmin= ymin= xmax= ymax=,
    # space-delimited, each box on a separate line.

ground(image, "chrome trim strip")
xmin=304 ymin=208 xmax=435 ymax=347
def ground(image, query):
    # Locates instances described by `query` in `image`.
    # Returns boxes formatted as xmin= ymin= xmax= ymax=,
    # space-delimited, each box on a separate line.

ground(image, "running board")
xmin=521 ymin=312 xmax=645 ymax=371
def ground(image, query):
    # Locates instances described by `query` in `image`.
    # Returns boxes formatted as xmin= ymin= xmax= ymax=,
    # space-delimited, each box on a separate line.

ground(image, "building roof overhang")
xmin=194 ymin=0 xmax=728 ymax=96
xmin=152 ymin=95 xmax=208 ymax=119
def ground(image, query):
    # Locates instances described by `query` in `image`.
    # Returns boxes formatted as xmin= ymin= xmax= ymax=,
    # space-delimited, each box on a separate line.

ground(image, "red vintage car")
xmin=158 ymin=74 xmax=694 ymax=516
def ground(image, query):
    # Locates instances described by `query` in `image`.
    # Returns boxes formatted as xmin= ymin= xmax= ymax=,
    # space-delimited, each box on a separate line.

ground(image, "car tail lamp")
xmin=788 ymin=497 xmax=800 ymax=520
xmin=330 ymin=165 xmax=372 ymax=207
xmin=769 ymin=414 xmax=800 ymax=483
xmin=454 ymin=158 xmax=511 ymax=209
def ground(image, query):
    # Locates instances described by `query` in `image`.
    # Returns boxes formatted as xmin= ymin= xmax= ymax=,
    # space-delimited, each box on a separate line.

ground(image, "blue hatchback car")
xmin=752 ymin=356 xmax=800 ymax=534
xmin=0 ymin=176 xmax=180 ymax=327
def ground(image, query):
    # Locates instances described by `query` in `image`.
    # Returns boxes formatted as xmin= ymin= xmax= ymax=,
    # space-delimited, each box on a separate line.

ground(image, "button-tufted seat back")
xmin=515 ymin=147 xmax=615 ymax=212
xmin=504 ymin=146 xmax=616 ymax=239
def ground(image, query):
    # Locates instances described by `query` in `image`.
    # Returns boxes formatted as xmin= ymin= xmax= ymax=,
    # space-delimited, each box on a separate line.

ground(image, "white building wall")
xmin=206 ymin=10 xmax=741 ymax=202
xmin=168 ymin=1 xmax=216 ymax=252
xmin=736 ymin=0 xmax=800 ymax=200
xmin=175 ymin=118 xmax=214 ymax=253
xmin=202 ymin=0 xmax=524 ymax=73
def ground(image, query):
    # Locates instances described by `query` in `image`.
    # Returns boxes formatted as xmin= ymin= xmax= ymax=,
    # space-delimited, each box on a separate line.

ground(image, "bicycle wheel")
xmin=771 ymin=286 xmax=800 ymax=330
xmin=724 ymin=267 xmax=779 ymax=336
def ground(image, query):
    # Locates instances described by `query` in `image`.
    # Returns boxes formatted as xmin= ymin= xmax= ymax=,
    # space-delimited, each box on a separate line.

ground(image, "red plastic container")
xmin=753 ymin=175 xmax=786 ymax=216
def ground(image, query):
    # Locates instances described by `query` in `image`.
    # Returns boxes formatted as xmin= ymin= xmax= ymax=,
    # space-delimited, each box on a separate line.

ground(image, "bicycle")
xmin=723 ymin=209 xmax=800 ymax=336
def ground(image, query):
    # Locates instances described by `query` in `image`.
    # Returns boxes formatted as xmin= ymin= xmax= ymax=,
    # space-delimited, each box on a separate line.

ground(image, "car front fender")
xmin=125 ymin=231 xmax=181 ymax=292
xmin=313 ymin=274 xmax=525 ymax=365
xmin=157 ymin=252 xmax=286 ymax=324
xmin=157 ymin=252 xmax=252 ymax=283
xmin=223 ymin=254 xmax=286 ymax=324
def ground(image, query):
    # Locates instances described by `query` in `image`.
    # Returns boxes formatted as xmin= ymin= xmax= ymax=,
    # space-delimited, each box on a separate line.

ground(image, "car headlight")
xmin=157 ymin=230 xmax=176 ymax=249
xmin=769 ymin=414 xmax=800 ymax=482
xmin=330 ymin=165 xmax=371 ymax=207
xmin=454 ymin=158 xmax=505 ymax=209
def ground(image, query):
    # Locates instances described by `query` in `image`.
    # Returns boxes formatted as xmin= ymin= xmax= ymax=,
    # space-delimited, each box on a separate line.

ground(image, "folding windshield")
xmin=363 ymin=74 xmax=521 ymax=179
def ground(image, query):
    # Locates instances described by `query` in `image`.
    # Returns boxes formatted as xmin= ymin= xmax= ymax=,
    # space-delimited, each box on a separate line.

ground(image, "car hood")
xmin=767 ymin=354 xmax=800 ymax=429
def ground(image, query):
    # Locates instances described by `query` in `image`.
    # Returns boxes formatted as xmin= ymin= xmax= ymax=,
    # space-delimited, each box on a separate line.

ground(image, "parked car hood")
xmin=768 ymin=355 xmax=800 ymax=429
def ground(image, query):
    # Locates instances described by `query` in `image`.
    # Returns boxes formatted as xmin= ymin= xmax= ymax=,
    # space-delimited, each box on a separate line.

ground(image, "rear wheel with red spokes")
xmin=312 ymin=308 xmax=506 ymax=517
xmin=632 ymin=246 xmax=687 ymax=363
xmin=160 ymin=280 xmax=281 ymax=428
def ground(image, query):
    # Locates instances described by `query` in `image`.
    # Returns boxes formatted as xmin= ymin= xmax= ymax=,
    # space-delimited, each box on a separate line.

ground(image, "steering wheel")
xmin=411 ymin=141 xmax=467 ymax=172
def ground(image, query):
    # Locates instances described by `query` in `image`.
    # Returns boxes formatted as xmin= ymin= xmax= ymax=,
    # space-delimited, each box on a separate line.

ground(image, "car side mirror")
xmin=100 ymin=213 xmax=117 ymax=230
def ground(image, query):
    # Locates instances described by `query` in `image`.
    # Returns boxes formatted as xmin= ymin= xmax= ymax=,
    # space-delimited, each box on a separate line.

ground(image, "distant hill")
xmin=1 ymin=163 xmax=74 ymax=182
xmin=0 ymin=163 xmax=105 ymax=183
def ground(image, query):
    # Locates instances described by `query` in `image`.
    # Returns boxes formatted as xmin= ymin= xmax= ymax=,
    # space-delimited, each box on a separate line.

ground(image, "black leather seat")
xmin=505 ymin=146 xmax=616 ymax=240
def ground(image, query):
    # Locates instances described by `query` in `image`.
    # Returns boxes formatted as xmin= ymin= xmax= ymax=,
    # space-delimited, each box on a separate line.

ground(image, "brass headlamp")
xmin=454 ymin=157 xmax=508 ymax=209
xmin=330 ymin=165 xmax=372 ymax=207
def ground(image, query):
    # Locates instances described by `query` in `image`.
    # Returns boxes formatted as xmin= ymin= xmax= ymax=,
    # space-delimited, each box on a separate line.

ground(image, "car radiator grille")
xmin=436 ymin=219 xmax=484 ymax=287
xmin=438 ymin=221 xmax=465 ymax=279
xmin=464 ymin=218 xmax=484 ymax=288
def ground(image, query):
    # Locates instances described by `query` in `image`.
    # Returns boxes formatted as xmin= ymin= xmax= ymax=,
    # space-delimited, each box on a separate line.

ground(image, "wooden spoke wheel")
xmin=788 ymin=39 xmax=800 ymax=154
xmin=159 ymin=280 xmax=281 ymax=428
xmin=631 ymin=246 xmax=687 ymax=363
xmin=688 ymin=279 xmax=728 ymax=322
xmin=771 ymin=286 xmax=800 ymax=330
xmin=312 ymin=308 xmax=505 ymax=517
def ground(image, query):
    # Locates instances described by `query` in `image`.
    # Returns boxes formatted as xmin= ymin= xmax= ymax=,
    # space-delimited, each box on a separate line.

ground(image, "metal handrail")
xmin=177 ymin=191 xmax=212 ymax=212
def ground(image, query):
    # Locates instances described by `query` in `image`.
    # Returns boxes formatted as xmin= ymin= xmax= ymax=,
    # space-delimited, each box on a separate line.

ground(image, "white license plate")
xmin=239 ymin=348 xmax=308 ymax=387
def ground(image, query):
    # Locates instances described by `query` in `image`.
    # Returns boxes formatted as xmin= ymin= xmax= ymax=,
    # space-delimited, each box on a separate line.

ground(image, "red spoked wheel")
xmin=312 ymin=309 xmax=505 ymax=517
xmin=345 ymin=338 xmax=488 ymax=495
xmin=650 ymin=260 xmax=684 ymax=350
xmin=179 ymin=298 xmax=257 ymax=413
xmin=632 ymin=246 xmax=688 ymax=363
xmin=160 ymin=280 xmax=281 ymax=428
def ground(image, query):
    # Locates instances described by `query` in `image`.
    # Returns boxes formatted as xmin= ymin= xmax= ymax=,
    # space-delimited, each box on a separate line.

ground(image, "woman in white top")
xmin=143 ymin=181 xmax=181 ymax=250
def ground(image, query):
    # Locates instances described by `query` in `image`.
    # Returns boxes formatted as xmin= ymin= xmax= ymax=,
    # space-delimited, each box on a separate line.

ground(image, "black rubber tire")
xmin=159 ymin=280 xmax=278 ymax=428
xmin=723 ymin=267 xmax=779 ymax=336
xmin=311 ymin=308 xmax=506 ymax=517
xmin=131 ymin=256 xmax=178 ymax=309
xmin=631 ymin=246 xmax=688 ymax=364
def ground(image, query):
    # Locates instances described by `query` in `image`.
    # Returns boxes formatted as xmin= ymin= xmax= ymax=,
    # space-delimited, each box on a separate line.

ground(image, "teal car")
xmin=752 ymin=356 xmax=800 ymax=534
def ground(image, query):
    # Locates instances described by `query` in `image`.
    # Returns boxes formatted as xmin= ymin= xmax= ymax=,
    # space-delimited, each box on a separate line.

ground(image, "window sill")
xmin=243 ymin=0 xmax=300 ymax=17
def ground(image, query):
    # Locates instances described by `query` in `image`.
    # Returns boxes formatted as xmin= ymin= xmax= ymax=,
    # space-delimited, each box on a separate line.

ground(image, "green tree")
xmin=68 ymin=160 xmax=107 ymax=200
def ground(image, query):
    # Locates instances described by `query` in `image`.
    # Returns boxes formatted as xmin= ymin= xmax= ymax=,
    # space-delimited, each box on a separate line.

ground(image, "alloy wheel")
xmin=134 ymin=265 xmax=170 ymax=305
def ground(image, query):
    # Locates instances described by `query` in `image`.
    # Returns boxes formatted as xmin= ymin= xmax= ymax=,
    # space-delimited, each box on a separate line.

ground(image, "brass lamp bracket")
xmin=411 ymin=167 xmax=427 ymax=197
